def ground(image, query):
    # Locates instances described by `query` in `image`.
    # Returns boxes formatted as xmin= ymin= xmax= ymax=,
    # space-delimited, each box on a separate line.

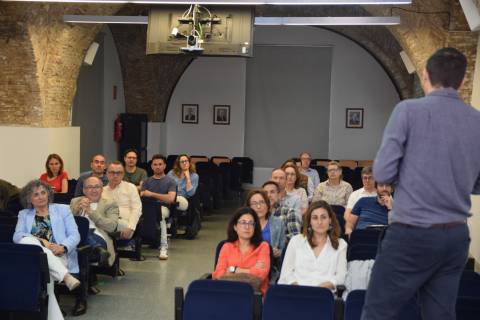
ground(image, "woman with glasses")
xmin=278 ymin=201 xmax=347 ymax=289
xmin=245 ymin=189 xmax=285 ymax=259
xmin=312 ymin=161 xmax=353 ymax=206
xmin=167 ymin=154 xmax=199 ymax=198
xmin=212 ymin=207 xmax=270 ymax=295
xmin=282 ymin=163 xmax=309 ymax=215
xmin=40 ymin=153 xmax=69 ymax=193
xmin=13 ymin=180 xmax=81 ymax=320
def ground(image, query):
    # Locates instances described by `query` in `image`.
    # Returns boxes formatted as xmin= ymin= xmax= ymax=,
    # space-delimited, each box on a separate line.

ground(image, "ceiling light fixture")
xmin=63 ymin=14 xmax=401 ymax=26
xmin=6 ymin=0 xmax=413 ymax=5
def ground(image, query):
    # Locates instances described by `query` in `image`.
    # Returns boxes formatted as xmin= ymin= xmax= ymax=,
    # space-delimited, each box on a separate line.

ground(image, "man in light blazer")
xmin=70 ymin=176 xmax=120 ymax=267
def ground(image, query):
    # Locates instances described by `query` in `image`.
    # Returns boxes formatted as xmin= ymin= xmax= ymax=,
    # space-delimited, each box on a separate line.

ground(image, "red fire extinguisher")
xmin=114 ymin=115 xmax=123 ymax=142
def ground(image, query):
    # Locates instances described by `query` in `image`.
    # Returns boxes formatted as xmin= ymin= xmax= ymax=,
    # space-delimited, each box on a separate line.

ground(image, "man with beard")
xmin=345 ymin=182 xmax=393 ymax=233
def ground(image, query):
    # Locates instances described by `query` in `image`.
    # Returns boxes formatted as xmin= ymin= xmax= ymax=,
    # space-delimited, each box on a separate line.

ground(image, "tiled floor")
xmin=64 ymin=207 xmax=234 ymax=320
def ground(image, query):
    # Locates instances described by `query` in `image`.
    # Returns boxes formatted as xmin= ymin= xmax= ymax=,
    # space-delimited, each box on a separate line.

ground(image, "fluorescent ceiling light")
xmin=7 ymin=0 xmax=413 ymax=5
xmin=255 ymin=16 xmax=401 ymax=25
xmin=63 ymin=14 xmax=400 ymax=25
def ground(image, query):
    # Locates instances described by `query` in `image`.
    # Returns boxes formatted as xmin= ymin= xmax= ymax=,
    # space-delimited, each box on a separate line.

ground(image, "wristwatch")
xmin=228 ymin=266 xmax=237 ymax=273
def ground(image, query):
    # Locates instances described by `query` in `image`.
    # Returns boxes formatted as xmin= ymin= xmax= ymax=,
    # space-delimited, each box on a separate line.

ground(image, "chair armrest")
xmin=174 ymin=287 xmax=184 ymax=320
xmin=253 ymin=292 xmax=262 ymax=320
xmin=336 ymin=284 xmax=346 ymax=298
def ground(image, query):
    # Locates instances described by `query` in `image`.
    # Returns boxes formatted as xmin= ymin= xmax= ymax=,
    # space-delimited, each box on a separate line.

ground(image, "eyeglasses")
xmin=327 ymin=168 xmax=339 ymax=173
xmin=108 ymin=171 xmax=124 ymax=175
xmin=84 ymin=185 xmax=102 ymax=190
xmin=237 ymin=220 xmax=255 ymax=228
xmin=250 ymin=200 xmax=266 ymax=207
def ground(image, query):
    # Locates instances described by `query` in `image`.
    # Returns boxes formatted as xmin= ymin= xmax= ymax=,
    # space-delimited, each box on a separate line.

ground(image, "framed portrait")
xmin=182 ymin=104 xmax=198 ymax=124
xmin=213 ymin=105 xmax=230 ymax=125
xmin=346 ymin=108 xmax=364 ymax=129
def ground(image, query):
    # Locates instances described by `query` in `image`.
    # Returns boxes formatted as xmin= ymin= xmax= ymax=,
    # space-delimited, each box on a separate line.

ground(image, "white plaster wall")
xmin=102 ymin=26 xmax=126 ymax=162
xmin=467 ymin=34 xmax=480 ymax=264
xmin=0 ymin=126 xmax=80 ymax=187
xmin=165 ymin=57 xmax=246 ymax=157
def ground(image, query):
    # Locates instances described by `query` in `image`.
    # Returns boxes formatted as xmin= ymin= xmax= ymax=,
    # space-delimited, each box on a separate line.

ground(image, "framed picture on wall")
xmin=213 ymin=105 xmax=230 ymax=125
xmin=346 ymin=108 xmax=364 ymax=129
xmin=182 ymin=104 xmax=198 ymax=124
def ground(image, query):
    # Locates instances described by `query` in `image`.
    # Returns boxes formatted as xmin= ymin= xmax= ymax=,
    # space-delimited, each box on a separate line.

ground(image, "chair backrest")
xmin=190 ymin=156 xmax=209 ymax=165
xmin=349 ymin=229 xmax=382 ymax=246
xmin=458 ymin=270 xmax=480 ymax=297
xmin=357 ymin=160 xmax=373 ymax=168
xmin=211 ymin=156 xmax=231 ymax=166
xmin=347 ymin=243 xmax=378 ymax=262
xmin=183 ymin=279 xmax=254 ymax=320
xmin=53 ymin=192 xmax=74 ymax=205
xmin=0 ymin=243 xmax=49 ymax=314
xmin=313 ymin=159 xmax=330 ymax=168
xmin=139 ymin=198 xmax=162 ymax=243
xmin=74 ymin=216 xmax=90 ymax=247
xmin=339 ymin=160 xmax=358 ymax=169
xmin=0 ymin=215 xmax=17 ymax=243
xmin=263 ymin=284 xmax=334 ymax=320
xmin=330 ymin=205 xmax=346 ymax=235
xmin=214 ymin=240 xmax=227 ymax=269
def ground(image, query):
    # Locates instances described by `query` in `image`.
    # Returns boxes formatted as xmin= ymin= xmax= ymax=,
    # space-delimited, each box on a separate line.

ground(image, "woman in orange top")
xmin=40 ymin=154 xmax=68 ymax=193
xmin=213 ymin=207 xmax=271 ymax=295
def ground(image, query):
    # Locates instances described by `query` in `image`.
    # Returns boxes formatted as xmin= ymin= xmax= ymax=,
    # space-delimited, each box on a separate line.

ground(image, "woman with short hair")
xmin=278 ymin=200 xmax=347 ymax=289
xmin=312 ymin=161 xmax=353 ymax=206
xmin=40 ymin=153 xmax=68 ymax=193
xmin=212 ymin=207 xmax=270 ymax=295
xmin=282 ymin=163 xmax=309 ymax=215
xmin=14 ymin=180 xmax=80 ymax=320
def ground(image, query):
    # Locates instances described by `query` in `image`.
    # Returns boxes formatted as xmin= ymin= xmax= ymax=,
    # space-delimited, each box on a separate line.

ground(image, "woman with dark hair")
xmin=245 ymin=189 xmax=285 ymax=259
xmin=212 ymin=207 xmax=270 ymax=295
xmin=40 ymin=153 xmax=68 ymax=193
xmin=13 ymin=180 xmax=80 ymax=320
xmin=278 ymin=201 xmax=347 ymax=289
xmin=282 ymin=159 xmax=314 ymax=199
xmin=282 ymin=163 xmax=309 ymax=215
xmin=167 ymin=154 xmax=199 ymax=198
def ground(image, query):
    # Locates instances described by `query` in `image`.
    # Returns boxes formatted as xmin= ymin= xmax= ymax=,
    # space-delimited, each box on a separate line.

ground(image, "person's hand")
xmin=272 ymin=247 xmax=281 ymax=258
xmin=184 ymin=170 xmax=190 ymax=180
xmin=78 ymin=197 xmax=91 ymax=211
xmin=37 ymin=237 xmax=50 ymax=247
xmin=140 ymin=190 xmax=152 ymax=198
xmin=381 ymin=195 xmax=394 ymax=210
xmin=255 ymin=260 xmax=265 ymax=269
xmin=48 ymin=243 xmax=65 ymax=256
xmin=120 ymin=228 xmax=134 ymax=239
xmin=344 ymin=228 xmax=352 ymax=238
xmin=319 ymin=281 xmax=334 ymax=289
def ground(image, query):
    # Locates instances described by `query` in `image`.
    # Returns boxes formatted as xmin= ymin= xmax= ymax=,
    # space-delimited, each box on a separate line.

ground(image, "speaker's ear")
xmin=84 ymin=42 xmax=99 ymax=66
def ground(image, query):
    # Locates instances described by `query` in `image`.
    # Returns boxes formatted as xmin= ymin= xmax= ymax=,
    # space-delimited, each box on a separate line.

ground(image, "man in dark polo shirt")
xmin=362 ymin=48 xmax=480 ymax=320
xmin=141 ymin=154 xmax=176 ymax=260
xmin=345 ymin=182 xmax=393 ymax=236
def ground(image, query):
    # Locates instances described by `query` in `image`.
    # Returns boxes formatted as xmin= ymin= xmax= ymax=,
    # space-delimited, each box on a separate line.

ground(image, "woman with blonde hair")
xmin=278 ymin=200 xmax=347 ymax=289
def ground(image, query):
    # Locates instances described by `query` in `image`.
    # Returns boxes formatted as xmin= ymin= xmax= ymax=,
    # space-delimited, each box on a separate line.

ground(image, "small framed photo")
xmin=213 ymin=105 xmax=230 ymax=125
xmin=182 ymin=104 xmax=198 ymax=124
xmin=346 ymin=108 xmax=364 ymax=129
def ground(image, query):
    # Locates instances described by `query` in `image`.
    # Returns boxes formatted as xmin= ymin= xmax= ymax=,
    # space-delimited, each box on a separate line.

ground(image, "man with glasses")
xmin=343 ymin=166 xmax=377 ymax=223
xmin=70 ymin=176 xmax=120 ymax=315
xmin=74 ymin=154 xmax=108 ymax=197
xmin=298 ymin=152 xmax=320 ymax=189
xmin=123 ymin=149 xmax=147 ymax=190
xmin=141 ymin=154 xmax=177 ymax=260
xmin=102 ymin=161 xmax=142 ymax=240
xmin=344 ymin=182 xmax=393 ymax=237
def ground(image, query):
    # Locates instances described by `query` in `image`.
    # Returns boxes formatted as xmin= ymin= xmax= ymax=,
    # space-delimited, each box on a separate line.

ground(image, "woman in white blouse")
xmin=278 ymin=200 xmax=347 ymax=289
xmin=282 ymin=164 xmax=309 ymax=215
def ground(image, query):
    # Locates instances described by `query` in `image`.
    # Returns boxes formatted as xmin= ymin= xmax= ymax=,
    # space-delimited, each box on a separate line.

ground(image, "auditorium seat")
xmin=175 ymin=279 xmax=260 ymax=320
xmin=331 ymin=205 xmax=346 ymax=235
xmin=263 ymin=284 xmax=335 ymax=320
xmin=339 ymin=160 xmax=358 ymax=169
xmin=0 ymin=243 xmax=49 ymax=320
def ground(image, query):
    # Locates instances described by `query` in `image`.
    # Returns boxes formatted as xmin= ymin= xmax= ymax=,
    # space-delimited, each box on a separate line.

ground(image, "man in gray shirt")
xmin=362 ymin=48 xmax=480 ymax=320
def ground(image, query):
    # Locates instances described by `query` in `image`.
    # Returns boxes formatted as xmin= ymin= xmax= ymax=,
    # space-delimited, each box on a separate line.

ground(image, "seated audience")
xmin=212 ymin=207 xmax=270 ymax=295
xmin=262 ymin=180 xmax=301 ymax=242
xmin=345 ymin=183 xmax=393 ymax=236
xmin=75 ymin=154 xmax=108 ymax=197
xmin=40 ymin=153 xmax=68 ymax=193
xmin=282 ymin=159 xmax=314 ymax=200
xmin=70 ymin=176 xmax=119 ymax=267
xmin=282 ymin=163 xmax=309 ymax=215
xmin=246 ymin=189 xmax=285 ymax=259
xmin=167 ymin=154 xmax=199 ymax=198
xmin=123 ymin=149 xmax=147 ymax=190
xmin=141 ymin=154 xmax=176 ymax=260
xmin=13 ymin=180 xmax=80 ymax=320
xmin=102 ymin=161 xmax=142 ymax=241
xmin=278 ymin=200 xmax=347 ymax=289
xmin=344 ymin=166 xmax=377 ymax=222
xmin=299 ymin=151 xmax=320 ymax=189
xmin=271 ymin=168 xmax=301 ymax=218
xmin=0 ymin=178 xmax=20 ymax=212
xmin=312 ymin=161 xmax=353 ymax=206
